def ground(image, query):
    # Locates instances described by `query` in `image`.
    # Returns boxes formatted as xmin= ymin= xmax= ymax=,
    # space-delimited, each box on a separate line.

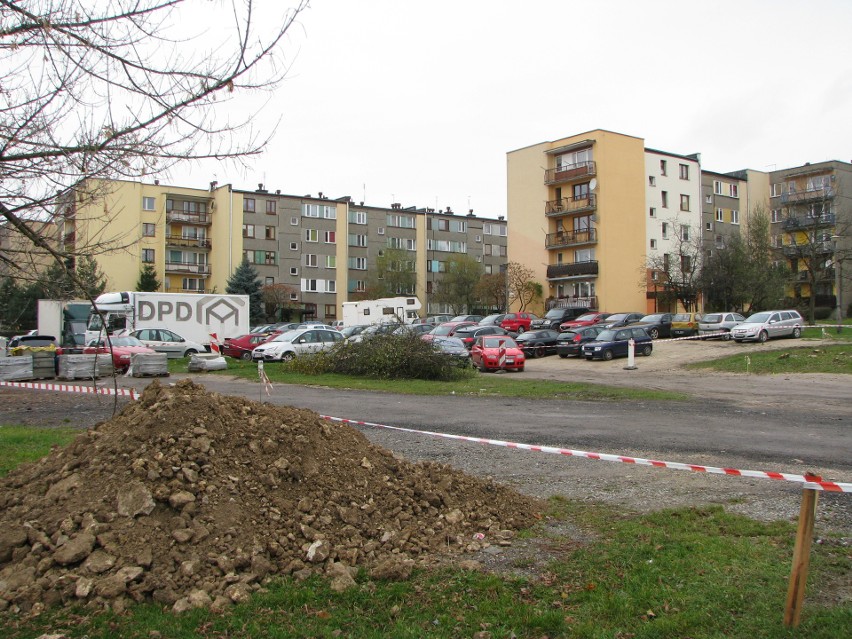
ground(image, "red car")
xmin=421 ymin=321 xmax=477 ymax=343
xmin=77 ymin=336 xmax=156 ymax=372
xmin=222 ymin=333 xmax=279 ymax=360
xmin=559 ymin=312 xmax=612 ymax=332
xmin=499 ymin=312 xmax=538 ymax=334
xmin=470 ymin=335 xmax=525 ymax=372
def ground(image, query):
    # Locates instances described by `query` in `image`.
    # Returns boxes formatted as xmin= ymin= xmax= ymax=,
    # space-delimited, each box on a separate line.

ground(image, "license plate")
xmin=505 ymin=358 xmax=514 ymax=364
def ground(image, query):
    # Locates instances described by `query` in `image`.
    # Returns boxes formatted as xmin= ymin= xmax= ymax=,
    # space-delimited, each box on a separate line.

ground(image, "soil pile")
xmin=0 ymin=380 xmax=541 ymax=614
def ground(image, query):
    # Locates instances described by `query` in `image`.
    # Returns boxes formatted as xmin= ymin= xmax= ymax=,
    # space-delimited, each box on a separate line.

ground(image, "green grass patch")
xmin=2 ymin=500 xmax=848 ymax=638
xmin=686 ymin=344 xmax=852 ymax=374
xmin=0 ymin=426 xmax=78 ymax=477
xmin=802 ymin=321 xmax=852 ymax=341
xmin=169 ymin=356 xmax=685 ymax=402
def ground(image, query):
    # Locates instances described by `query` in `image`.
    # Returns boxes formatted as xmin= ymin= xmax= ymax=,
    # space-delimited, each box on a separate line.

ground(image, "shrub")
xmin=285 ymin=332 xmax=472 ymax=381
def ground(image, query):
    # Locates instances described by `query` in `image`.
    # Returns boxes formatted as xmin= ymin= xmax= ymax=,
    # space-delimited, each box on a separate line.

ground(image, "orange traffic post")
xmin=783 ymin=476 xmax=820 ymax=628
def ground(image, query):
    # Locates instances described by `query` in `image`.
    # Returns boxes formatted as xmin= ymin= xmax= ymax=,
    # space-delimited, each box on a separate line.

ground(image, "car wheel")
xmin=535 ymin=345 xmax=546 ymax=358
xmin=758 ymin=331 xmax=768 ymax=343
xmin=792 ymin=327 xmax=802 ymax=338
xmin=281 ymin=352 xmax=295 ymax=362
xmin=603 ymin=349 xmax=614 ymax=361
xmin=240 ymin=352 xmax=253 ymax=361
xmin=734 ymin=339 xmax=743 ymax=343
xmin=722 ymin=332 xmax=732 ymax=341
xmin=184 ymin=349 xmax=198 ymax=357
xmin=516 ymin=326 xmax=524 ymax=334
xmin=641 ymin=345 xmax=652 ymax=356
xmin=559 ymin=354 xmax=568 ymax=359
xmin=648 ymin=328 xmax=659 ymax=339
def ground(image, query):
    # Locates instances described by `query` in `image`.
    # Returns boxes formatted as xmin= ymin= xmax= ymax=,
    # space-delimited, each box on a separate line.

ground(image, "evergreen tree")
xmin=136 ymin=264 xmax=161 ymax=292
xmin=75 ymin=255 xmax=108 ymax=299
xmin=226 ymin=258 xmax=264 ymax=323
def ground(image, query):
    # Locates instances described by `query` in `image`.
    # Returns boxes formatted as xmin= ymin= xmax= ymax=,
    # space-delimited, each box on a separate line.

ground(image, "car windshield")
xmin=479 ymin=314 xmax=503 ymax=324
xmin=574 ymin=313 xmax=597 ymax=322
xmin=544 ymin=309 xmax=566 ymax=319
xmin=434 ymin=337 xmax=464 ymax=349
xmin=482 ymin=337 xmax=517 ymax=348
xmin=108 ymin=336 xmax=144 ymax=347
xmin=702 ymin=314 xmax=722 ymax=323
xmin=270 ymin=330 xmax=300 ymax=343
xmin=595 ymin=330 xmax=618 ymax=341
xmin=672 ymin=314 xmax=692 ymax=321
xmin=606 ymin=314 xmax=629 ymax=322
xmin=640 ymin=314 xmax=665 ymax=322
xmin=557 ymin=331 xmax=578 ymax=340
xmin=431 ymin=324 xmax=456 ymax=336
xmin=745 ymin=312 xmax=771 ymax=323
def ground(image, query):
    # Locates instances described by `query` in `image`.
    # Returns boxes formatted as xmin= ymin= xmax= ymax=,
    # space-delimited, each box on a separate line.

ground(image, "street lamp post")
xmin=832 ymin=235 xmax=842 ymax=334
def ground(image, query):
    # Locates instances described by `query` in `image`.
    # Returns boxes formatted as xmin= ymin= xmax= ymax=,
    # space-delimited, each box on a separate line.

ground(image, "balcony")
xmin=166 ymin=235 xmax=211 ymax=249
xmin=545 ymin=228 xmax=597 ymax=249
xmin=544 ymin=161 xmax=596 ymax=185
xmin=781 ymin=186 xmax=834 ymax=204
xmin=547 ymin=296 xmax=598 ymax=310
xmin=545 ymin=193 xmax=597 ymax=216
xmin=166 ymin=210 xmax=212 ymax=225
xmin=781 ymin=242 xmax=833 ymax=258
xmin=546 ymin=261 xmax=599 ymax=279
xmin=781 ymin=213 xmax=835 ymax=230
xmin=164 ymin=261 xmax=211 ymax=275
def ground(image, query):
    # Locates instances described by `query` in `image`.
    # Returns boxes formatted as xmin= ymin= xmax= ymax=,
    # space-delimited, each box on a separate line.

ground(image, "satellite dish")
xmin=589 ymin=178 xmax=598 ymax=191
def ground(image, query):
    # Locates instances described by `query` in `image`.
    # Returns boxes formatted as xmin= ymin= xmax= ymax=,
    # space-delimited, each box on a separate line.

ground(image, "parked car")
xmin=698 ymin=312 xmax=746 ymax=340
xmin=730 ymin=310 xmax=803 ymax=343
xmin=222 ymin=333 xmax=278 ymax=360
xmin=7 ymin=334 xmax=58 ymax=352
xmin=129 ymin=328 xmax=206 ymax=358
xmin=451 ymin=314 xmax=483 ymax=323
xmin=330 ymin=320 xmax=346 ymax=330
xmin=340 ymin=325 xmax=370 ymax=339
xmin=431 ymin=336 xmax=471 ymax=366
xmin=470 ymin=335 xmax=525 ymax=372
xmin=531 ymin=306 xmax=591 ymax=331
xmin=670 ymin=312 xmax=703 ymax=338
xmin=452 ymin=325 xmax=511 ymax=349
xmin=423 ymin=314 xmax=454 ymax=325
xmin=582 ymin=327 xmax=654 ymax=361
xmin=422 ymin=321 xmax=477 ymax=342
xmin=78 ymin=336 xmax=156 ymax=372
xmin=347 ymin=322 xmax=402 ymax=343
xmin=477 ymin=313 xmax=506 ymax=327
xmin=514 ymin=329 xmax=560 ymax=358
xmin=393 ymin=323 xmax=435 ymax=336
xmin=558 ymin=312 xmax=612 ymax=332
xmin=499 ymin=312 xmax=538 ymax=333
xmin=556 ymin=326 xmax=603 ymax=358
xmin=596 ymin=312 xmax=644 ymax=329
xmin=625 ymin=313 xmax=673 ymax=339
xmin=251 ymin=327 xmax=344 ymax=361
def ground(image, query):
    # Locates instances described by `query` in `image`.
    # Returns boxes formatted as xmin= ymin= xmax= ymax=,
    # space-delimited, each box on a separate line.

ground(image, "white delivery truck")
xmin=340 ymin=296 xmax=422 ymax=327
xmin=85 ymin=291 xmax=250 ymax=349
xmin=37 ymin=299 xmax=92 ymax=347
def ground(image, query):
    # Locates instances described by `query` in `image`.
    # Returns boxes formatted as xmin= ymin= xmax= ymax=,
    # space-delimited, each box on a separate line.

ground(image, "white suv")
xmin=730 ymin=310 xmax=803 ymax=343
xmin=251 ymin=327 xmax=343 ymax=362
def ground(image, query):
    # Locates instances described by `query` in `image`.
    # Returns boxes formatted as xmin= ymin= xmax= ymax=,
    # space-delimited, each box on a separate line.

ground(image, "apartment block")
xmin=507 ymin=129 xmax=701 ymax=314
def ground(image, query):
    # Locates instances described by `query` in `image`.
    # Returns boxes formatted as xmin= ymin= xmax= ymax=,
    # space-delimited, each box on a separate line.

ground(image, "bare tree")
xmin=1 ymin=0 xmax=308 ymax=291
xmin=473 ymin=271 xmax=507 ymax=313
xmin=505 ymin=261 xmax=541 ymax=313
xmin=365 ymin=248 xmax=416 ymax=298
xmin=642 ymin=218 xmax=702 ymax=312
xmin=261 ymin=283 xmax=299 ymax=322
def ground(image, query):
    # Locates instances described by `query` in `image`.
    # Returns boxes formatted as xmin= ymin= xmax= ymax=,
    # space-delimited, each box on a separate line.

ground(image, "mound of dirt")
xmin=0 ymin=380 xmax=541 ymax=614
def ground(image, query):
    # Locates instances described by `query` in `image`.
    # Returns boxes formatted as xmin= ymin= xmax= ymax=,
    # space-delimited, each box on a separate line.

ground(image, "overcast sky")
xmin=176 ymin=0 xmax=852 ymax=219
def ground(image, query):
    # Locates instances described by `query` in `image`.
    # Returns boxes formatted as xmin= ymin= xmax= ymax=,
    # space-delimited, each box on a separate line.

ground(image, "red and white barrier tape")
xmin=320 ymin=414 xmax=852 ymax=493
xmin=0 ymin=380 xmax=137 ymax=399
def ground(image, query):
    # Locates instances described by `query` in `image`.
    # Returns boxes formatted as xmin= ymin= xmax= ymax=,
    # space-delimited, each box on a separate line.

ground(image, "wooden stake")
xmin=783 ymin=480 xmax=820 ymax=627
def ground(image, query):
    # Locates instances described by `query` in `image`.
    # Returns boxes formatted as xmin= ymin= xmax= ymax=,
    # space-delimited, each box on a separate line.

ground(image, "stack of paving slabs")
xmin=57 ymin=354 xmax=113 ymax=380
xmin=187 ymin=353 xmax=228 ymax=372
xmin=130 ymin=353 xmax=169 ymax=377
xmin=0 ymin=355 xmax=33 ymax=381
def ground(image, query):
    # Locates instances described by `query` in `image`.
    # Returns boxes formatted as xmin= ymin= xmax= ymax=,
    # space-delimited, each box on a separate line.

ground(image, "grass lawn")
xmin=687 ymin=344 xmax=852 ymax=374
xmin=1 ymin=429 xmax=850 ymax=638
xmin=168 ymin=358 xmax=687 ymax=402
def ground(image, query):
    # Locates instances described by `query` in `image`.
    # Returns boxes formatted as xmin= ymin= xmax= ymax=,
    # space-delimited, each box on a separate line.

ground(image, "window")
xmin=142 ymin=248 xmax=155 ymax=263
xmin=387 ymin=214 xmax=415 ymax=228
xmin=325 ymin=304 xmax=336 ymax=319
xmin=265 ymin=226 xmax=275 ymax=240
xmin=324 ymin=231 xmax=336 ymax=244
xmin=663 ymin=253 xmax=671 ymax=271
xmin=661 ymin=191 xmax=668 ymax=208
xmin=351 ymin=280 xmax=366 ymax=293
xmin=771 ymin=208 xmax=782 ymax=223
xmin=705 ymin=194 xmax=712 ymax=204
xmin=649 ymin=176 xmax=656 ymax=187
xmin=326 ymin=255 xmax=336 ymax=268
xmin=770 ymin=183 xmax=783 ymax=197
xmin=649 ymin=207 xmax=656 ymax=218
xmin=303 ymin=254 xmax=317 ymax=267
xmin=661 ymin=222 xmax=669 ymax=239
xmin=556 ymin=147 xmax=592 ymax=169
xmin=242 ymin=250 xmax=255 ymax=263
xmin=265 ymin=277 xmax=275 ymax=286
xmin=680 ymin=194 xmax=690 ymax=212
xmin=714 ymin=181 xmax=723 ymax=195
xmin=290 ymin=267 xmax=298 ymax=276
xmin=660 ymin=160 xmax=667 ymax=175
xmin=483 ymin=223 xmax=507 ymax=236
xmin=348 ymin=257 xmax=367 ymax=270
xmin=290 ymin=292 xmax=299 ymax=301
xmin=290 ymin=216 xmax=299 ymax=225
xmin=348 ymin=210 xmax=367 ymax=224
xmin=243 ymin=198 xmax=255 ymax=213
xmin=266 ymin=200 xmax=276 ymax=214
xmin=575 ymin=248 xmax=594 ymax=262
xmin=377 ymin=227 xmax=385 ymax=235
xmin=305 ymin=229 xmax=318 ymax=242
xmin=302 ymin=204 xmax=320 ymax=218
xmin=681 ymin=255 xmax=692 ymax=273
xmin=348 ymin=233 xmax=367 ymax=247
xmin=242 ymin=224 xmax=255 ymax=238
xmin=729 ymin=184 xmax=739 ymax=198
xmin=572 ymin=183 xmax=589 ymax=201
xmin=716 ymin=208 xmax=724 ymax=222
xmin=679 ymin=164 xmax=689 ymax=180
xmin=142 ymin=197 xmax=155 ymax=211
xmin=475 ymin=234 xmax=482 ymax=243
xmin=680 ymin=225 xmax=690 ymax=241
xmin=322 ymin=205 xmax=337 ymax=219
xmin=387 ymin=237 xmax=416 ymax=251
xmin=142 ymin=223 xmax=156 ymax=237
xmin=264 ymin=251 xmax=276 ymax=265
xmin=289 ymin=242 xmax=298 ymax=250
xmin=650 ymin=239 xmax=657 ymax=249
xmin=705 ymin=222 xmax=713 ymax=231
xmin=731 ymin=210 xmax=740 ymax=225
xmin=182 ymin=278 xmax=204 ymax=292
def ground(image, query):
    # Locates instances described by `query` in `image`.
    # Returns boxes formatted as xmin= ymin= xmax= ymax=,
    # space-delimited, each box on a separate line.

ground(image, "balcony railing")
xmin=546 ymin=261 xmax=599 ymax=279
xmin=781 ymin=187 xmax=834 ymax=204
xmin=545 ymin=228 xmax=597 ymax=249
xmin=165 ymin=235 xmax=211 ymax=249
xmin=781 ymin=213 xmax=836 ymax=230
xmin=164 ymin=261 xmax=211 ymax=275
xmin=547 ymin=296 xmax=598 ymax=310
xmin=545 ymin=193 xmax=597 ymax=216
xmin=166 ymin=210 xmax=212 ymax=225
xmin=781 ymin=242 xmax=833 ymax=257
xmin=544 ymin=161 xmax=596 ymax=185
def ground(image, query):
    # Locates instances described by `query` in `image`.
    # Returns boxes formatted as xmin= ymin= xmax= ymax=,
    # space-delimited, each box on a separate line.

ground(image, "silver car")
xmin=730 ymin=310 xmax=803 ymax=343
xmin=698 ymin=312 xmax=745 ymax=340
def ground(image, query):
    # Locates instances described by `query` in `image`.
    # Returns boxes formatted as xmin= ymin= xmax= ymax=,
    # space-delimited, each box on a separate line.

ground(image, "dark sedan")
xmin=453 ymin=325 xmax=512 ymax=350
xmin=625 ymin=313 xmax=673 ymax=339
xmin=514 ymin=329 xmax=560 ymax=358
xmin=556 ymin=326 xmax=602 ymax=357
xmin=596 ymin=312 xmax=645 ymax=329
xmin=582 ymin=327 xmax=653 ymax=361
